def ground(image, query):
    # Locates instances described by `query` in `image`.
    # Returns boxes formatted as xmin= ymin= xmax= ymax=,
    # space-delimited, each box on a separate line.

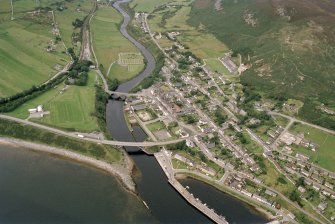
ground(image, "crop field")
xmin=0 ymin=6 xmax=68 ymax=98
xmin=187 ymin=0 xmax=335 ymax=129
xmin=8 ymin=71 xmax=99 ymax=133
xmin=91 ymin=6 xmax=144 ymax=82
xmin=290 ymin=123 xmax=335 ymax=172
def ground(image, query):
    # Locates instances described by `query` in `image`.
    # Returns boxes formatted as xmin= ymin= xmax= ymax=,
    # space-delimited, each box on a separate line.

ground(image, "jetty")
xmin=155 ymin=151 xmax=229 ymax=224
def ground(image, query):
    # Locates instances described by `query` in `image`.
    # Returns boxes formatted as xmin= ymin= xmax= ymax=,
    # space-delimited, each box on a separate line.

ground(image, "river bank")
xmin=0 ymin=137 xmax=136 ymax=192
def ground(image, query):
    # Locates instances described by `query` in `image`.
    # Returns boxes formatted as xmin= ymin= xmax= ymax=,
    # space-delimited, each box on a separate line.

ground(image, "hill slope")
xmin=188 ymin=0 xmax=335 ymax=129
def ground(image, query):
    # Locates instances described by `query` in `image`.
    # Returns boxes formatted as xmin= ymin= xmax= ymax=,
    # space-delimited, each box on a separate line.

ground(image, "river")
xmin=106 ymin=0 xmax=268 ymax=223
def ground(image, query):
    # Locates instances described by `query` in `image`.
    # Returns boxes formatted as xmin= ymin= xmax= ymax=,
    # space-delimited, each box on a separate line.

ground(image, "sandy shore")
xmin=0 ymin=137 xmax=136 ymax=192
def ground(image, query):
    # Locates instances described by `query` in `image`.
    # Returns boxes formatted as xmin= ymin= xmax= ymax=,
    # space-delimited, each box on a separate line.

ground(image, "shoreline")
xmin=0 ymin=137 xmax=136 ymax=193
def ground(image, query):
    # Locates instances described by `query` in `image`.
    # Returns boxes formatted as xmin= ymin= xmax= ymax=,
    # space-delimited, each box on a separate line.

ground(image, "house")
xmin=298 ymin=186 xmax=306 ymax=193
xmin=265 ymin=189 xmax=277 ymax=197
xmin=325 ymin=182 xmax=334 ymax=190
xmin=186 ymin=139 xmax=194 ymax=148
xmin=318 ymin=202 xmax=327 ymax=212
xmin=313 ymin=184 xmax=320 ymax=192
xmin=131 ymin=104 xmax=146 ymax=111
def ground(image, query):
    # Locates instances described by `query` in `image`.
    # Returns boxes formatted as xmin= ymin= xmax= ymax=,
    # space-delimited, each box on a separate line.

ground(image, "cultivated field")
xmin=8 ymin=71 xmax=99 ymax=133
xmin=0 ymin=5 xmax=68 ymax=98
xmin=91 ymin=6 xmax=144 ymax=82
xmin=290 ymin=123 xmax=335 ymax=172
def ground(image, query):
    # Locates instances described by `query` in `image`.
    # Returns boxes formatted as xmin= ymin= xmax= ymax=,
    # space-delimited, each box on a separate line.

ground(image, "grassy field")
xmin=148 ymin=2 xmax=228 ymax=59
xmin=147 ymin=121 xmax=166 ymax=132
xmin=204 ymin=58 xmax=231 ymax=75
xmin=0 ymin=8 xmax=68 ymax=97
xmin=0 ymin=0 xmax=93 ymax=98
xmin=129 ymin=0 xmax=171 ymax=12
xmin=290 ymin=123 xmax=335 ymax=172
xmin=91 ymin=6 xmax=144 ymax=82
xmin=8 ymin=71 xmax=99 ymax=133
xmin=53 ymin=0 xmax=94 ymax=54
xmin=187 ymin=0 xmax=335 ymax=129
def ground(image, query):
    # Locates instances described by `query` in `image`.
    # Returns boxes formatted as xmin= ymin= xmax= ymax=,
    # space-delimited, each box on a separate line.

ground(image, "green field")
xmin=8 ymin=71 xmax=99 ymax=133
xmin=290 ymin=123 xmax=335 ymax=172
xmin=147 ymin=121 xmax=166 ymax=132
xmin=0 ymin=0 xmax=94 ymax=98
xmin=53 ymin=0 xmax=94 ymax=54
xmin=0 ymin=9 xmax=68 ymax=97
xmin=129 ymin=0 xmax=171 ymax=12
xmin=204 ymin=58 xmax=231 ymax=75
xmin=147 ymin=1 xmax=228 ymax=59
xmin=91 ymin=6 xmax=144 ymax=82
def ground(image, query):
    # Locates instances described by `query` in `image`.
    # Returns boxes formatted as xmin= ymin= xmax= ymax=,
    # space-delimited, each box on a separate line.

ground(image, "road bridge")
xmin=0 ymin=115 xmax=186 ymax=147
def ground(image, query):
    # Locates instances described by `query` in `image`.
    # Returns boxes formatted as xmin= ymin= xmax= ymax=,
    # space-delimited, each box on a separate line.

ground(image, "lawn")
xmin=91 ymin=6 xmax=144 ymax=82
xmin=290 ymin=123 xmax=335 ymax=172
xmin=147 ymin=121 xmax=166 ymax=132
xmin=0 ymin=12 xmax=68 ymax=97
xmin=8 ymin=71 xmax=99 ymax=133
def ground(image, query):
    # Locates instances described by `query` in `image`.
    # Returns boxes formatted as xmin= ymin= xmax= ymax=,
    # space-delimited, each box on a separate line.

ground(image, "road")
xmin=0 ymin=114 xmax=186 ymax=147
xmin=269 ymin=111 xmax=335 ymax=136
xmin=237 ymin=171 xmax=327 ymax=224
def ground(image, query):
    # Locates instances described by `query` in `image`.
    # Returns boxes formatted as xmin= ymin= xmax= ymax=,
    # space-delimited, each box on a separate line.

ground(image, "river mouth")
xmin=106 ymin=0 xmax=269 ymax=223
xmin=0 ymin=144 xmax=156 ymax=224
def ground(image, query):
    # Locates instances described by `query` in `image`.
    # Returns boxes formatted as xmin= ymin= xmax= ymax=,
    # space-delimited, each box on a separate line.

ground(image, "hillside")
xmin=187 ymin=0 xmax=335 ymax=129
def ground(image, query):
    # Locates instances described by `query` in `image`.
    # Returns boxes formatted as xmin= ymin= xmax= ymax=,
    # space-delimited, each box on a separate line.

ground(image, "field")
xmin=7 ymin=71 xmax=99 ymax=133
xmin=0 ymin=0 xmax=94 ymax=98
xmin=147 ymin=121 xmax=166 ymax=132
xmin=290 ymin=123 xmax=335 ymax=172
xmin=0 ymin=4 xmax=69 ymax=97
xmin=204 ymin=58 xmax=231 ymax=75
xmin=53 ymin=0 xmax=94 ymax=54
xmin=91 ymin=6 xmax=144 ymax=82
xmin=147 ymin=2 xmax=228 ymax=59
xmin=187 ymin=0 xmax=335 ymax=129
xmin=129 ymin=0 xmax=171 ymax=12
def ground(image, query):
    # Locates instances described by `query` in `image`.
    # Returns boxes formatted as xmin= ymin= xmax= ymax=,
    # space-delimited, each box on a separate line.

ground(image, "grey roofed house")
xmin=265 ymin=189 xmax=277 ymax=197
xmin=206 ymin=143 xmax=216 ymax=149
xmin=318 ymin=202 xmax=328 ymax=211
xmin=131 ymin=104 xmax=146 ymax=111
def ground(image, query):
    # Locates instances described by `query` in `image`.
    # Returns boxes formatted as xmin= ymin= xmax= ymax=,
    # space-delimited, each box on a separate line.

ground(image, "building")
xmin=318 ymin=202 xmax=328 ymax=212
xmin=265 ymin=189 xmax=277 ymax=197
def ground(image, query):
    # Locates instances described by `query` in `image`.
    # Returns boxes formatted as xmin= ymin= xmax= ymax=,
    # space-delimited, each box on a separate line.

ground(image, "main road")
xmin=0 ymin=114 xmax=185 ymax=147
